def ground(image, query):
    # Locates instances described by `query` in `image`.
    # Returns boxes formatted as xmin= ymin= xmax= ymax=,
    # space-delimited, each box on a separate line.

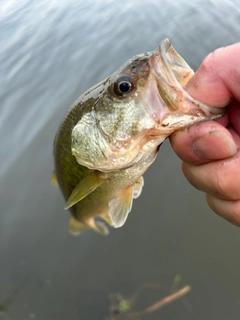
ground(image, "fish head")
xmin=71 ymin=39 xmax=224 ymax=172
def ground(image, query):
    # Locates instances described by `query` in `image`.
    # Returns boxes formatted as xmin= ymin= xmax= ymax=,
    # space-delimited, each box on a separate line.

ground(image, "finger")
xmin=216 ymin=111 xmax=229 ymax=127
xmin=186 ymin=42 xmax=240 ymax=106
xmin=170 ymin=121 xmax=237 ymax=164
xmin=182 ymin=148 xmax=240 ymax=200
xmin=229 ymin=126 xmax=240 ymax=147
xmin=206 ymin=194 xmax=240 ymax=227
xmin=229 ymin=100 xmax=240 ymax=135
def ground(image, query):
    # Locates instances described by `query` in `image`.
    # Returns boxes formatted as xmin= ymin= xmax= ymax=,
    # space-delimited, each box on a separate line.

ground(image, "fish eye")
xmin=113 ymin=75 xmax=134 ymax=96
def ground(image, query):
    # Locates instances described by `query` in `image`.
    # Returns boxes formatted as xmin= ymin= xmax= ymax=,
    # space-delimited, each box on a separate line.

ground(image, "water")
xmin=1 ymin=0 xmax=240 ymax=319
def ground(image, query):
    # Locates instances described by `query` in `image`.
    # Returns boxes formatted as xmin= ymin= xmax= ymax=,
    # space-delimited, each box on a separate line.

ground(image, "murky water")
xmin=1 ymin=0 xmax=240 ymax=319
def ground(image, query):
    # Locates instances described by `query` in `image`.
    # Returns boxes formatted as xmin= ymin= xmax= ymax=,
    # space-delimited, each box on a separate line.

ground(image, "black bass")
xmin=53 ymin=39 xmax=223 ymax=235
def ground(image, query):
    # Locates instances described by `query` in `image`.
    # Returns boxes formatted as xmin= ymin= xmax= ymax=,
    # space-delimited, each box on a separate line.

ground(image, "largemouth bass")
xmin=53 ymin=39 xmax=224 ymax=235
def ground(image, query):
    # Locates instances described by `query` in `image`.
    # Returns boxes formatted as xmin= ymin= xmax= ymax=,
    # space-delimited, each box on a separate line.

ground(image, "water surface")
xmin=1 ymin=0 xmax=240 ymax=319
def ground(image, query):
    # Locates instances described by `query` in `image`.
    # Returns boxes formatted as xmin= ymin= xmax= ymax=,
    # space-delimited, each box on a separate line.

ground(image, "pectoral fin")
xmin=65 ymin=172 xmax=104 ymax=209
xmin=108 ymin=186 xmax=133 ymax=228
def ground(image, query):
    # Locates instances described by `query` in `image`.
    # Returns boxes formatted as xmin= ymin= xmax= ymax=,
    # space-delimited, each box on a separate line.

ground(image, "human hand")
xmin=170 ymin=43 xmax=240 ymax=226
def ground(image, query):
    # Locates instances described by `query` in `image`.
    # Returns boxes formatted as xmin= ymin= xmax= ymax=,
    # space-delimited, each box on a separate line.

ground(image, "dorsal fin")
xmin=108 ymin=186 xmax=133 ymax=228
xmin=65 ymin=171 xmax=104 ymax=209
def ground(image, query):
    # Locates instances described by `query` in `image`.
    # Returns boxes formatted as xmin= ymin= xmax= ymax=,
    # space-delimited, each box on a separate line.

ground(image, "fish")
xmin=53 ymin=38 xmax=224 ymax=236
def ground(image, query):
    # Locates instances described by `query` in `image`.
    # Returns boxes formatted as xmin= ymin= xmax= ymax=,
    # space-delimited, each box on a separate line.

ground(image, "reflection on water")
xmin=1 ymin=0 xmax=240 ymax=319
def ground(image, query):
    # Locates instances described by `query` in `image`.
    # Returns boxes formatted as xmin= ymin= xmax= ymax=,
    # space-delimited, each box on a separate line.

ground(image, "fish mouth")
xmin=148 ymin=38 xmax=225 ymax=131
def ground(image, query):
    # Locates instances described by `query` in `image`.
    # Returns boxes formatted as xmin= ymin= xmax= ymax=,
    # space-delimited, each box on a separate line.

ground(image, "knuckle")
xmin=224 ymin=203 xmax=240 ymax=227
xmin=200 ymin=49 xmax=223 ymax=83
xmin=213 ymin=164 xmax=240 ymax=200
xmin=200 ymin=51 xmax=217 ymax=74
xmin=213 ymin=171 xmax=228 ymax=197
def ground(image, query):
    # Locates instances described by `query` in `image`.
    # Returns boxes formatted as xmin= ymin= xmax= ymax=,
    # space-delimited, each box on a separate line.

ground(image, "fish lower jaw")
xmin=159 ymin=113 xmax=206 ymax=129
xmin=156 ymin=106 xmax=225 ymax=132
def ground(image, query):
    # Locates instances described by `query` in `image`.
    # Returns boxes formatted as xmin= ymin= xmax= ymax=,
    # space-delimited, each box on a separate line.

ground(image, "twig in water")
xmin=126 ymin=285 xmax=191 ymax=319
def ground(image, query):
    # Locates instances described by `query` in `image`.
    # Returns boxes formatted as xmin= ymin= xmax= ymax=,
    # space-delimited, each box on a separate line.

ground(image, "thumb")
xmin=186 ymin=42 xmax=240 ymax=107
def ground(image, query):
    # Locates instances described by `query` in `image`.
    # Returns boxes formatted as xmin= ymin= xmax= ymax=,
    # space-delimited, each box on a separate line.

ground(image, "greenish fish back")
xmin=53 ymin=103 xmax=93 ymax=202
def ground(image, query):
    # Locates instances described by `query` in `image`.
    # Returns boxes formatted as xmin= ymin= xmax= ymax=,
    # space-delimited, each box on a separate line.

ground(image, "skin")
xmin=170 ymin=42 xmax=240 ymax=226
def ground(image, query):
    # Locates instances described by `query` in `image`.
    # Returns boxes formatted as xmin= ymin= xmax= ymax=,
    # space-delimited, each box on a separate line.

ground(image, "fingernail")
xmin=192 ymin=130 xmax=237 ymax=160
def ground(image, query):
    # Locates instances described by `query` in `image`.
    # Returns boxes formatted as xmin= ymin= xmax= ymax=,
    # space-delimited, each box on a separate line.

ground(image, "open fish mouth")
xmin=149 ymin=38 xmax=225 ymax=129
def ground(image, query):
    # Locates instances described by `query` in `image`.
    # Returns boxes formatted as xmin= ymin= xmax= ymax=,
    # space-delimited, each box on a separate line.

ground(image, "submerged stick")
xmin=127 ymin=285 xmax=191 ymax=319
